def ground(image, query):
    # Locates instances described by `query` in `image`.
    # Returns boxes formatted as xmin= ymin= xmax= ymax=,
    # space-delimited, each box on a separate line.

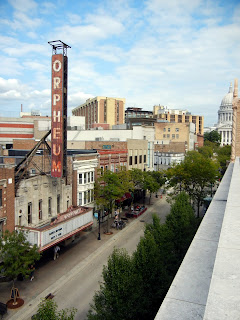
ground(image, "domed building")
xmin=216 ymin=83 xmax=233 ymax=146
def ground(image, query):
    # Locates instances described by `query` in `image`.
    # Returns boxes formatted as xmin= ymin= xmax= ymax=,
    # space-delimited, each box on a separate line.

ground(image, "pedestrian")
xmin=29 ymin=264 xmax=35 ymax=281
xmin=53 ymin=245 xmax=60 ymax=260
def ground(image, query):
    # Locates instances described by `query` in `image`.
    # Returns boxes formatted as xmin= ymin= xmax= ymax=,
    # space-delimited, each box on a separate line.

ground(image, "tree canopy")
xmin=0 ymin=230 xmax=40 ymax=282
xmin=204 ymin=130 xmax=221 ymax=145
xmin=167 ymin=151 xmax=219 ymax=216
xmin=33 ymin=299 xmax=77 ymax=320
xmin=87 ymin=193 xmax=199 ymax=320
xmin=0 ymin=229 xmax=41 ymax=304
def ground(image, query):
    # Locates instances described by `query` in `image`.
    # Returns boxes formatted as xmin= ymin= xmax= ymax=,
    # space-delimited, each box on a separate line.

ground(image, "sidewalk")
xmin=0 ymin=194 xmax=164 ymax=319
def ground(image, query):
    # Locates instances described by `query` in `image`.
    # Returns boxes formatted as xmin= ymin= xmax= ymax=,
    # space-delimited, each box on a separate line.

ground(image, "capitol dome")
xmin=220 ymin=83 xmax=233 ymax=108
xmin=217 ymin=82 xmax=233 ymax=146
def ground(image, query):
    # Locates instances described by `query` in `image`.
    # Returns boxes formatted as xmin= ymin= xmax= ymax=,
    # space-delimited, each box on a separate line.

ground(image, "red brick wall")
xmin=0 ymin=167 xmax=15 ymax=232
xmin=13 ymin=139 xmax=37 ymax=150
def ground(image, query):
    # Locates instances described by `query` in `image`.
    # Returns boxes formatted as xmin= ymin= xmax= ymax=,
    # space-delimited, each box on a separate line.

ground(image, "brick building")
xmin=0 ymin=165 xmax=15 ymax=234
xmin=72 ymin=96 xmax=125 ymax=129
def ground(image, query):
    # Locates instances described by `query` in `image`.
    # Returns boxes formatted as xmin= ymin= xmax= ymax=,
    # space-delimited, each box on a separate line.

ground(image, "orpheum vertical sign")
xmin=51 ymin=53 xmax=67 ymax=178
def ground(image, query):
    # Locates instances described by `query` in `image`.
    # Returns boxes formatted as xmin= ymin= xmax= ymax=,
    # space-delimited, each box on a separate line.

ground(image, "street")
xmin=2 ymin=194 xmax=170 ymax=320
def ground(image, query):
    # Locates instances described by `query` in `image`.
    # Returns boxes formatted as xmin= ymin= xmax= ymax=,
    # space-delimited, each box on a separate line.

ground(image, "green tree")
xmin=87 ymin=248 xmax=138 ymax=320
xmin=94 ymin=169 xmax=131 ymax=232
xmin=204 ymin=130 xmax=221 ymax=145
xmin=0 ymin=230 xmax=40 ymax=304
xmin=165 ymin=192 xmax=198 ymax=261
xmin=198 ymin=145 xmax=213 ymax=158
xmin=133 ymin=217 xmax=171 ymax=319
xmin=216 ymin=145 xmax=231 ymax=175
xmin=87 ymin=195 xmax=200 ymax=320
xmin=143 ymin=171 xmax=160 ymax=204
xmin=167 ymin=151 xmax=219 ymax=217
xmin=33 ymin=299 xmax=77 ymax=320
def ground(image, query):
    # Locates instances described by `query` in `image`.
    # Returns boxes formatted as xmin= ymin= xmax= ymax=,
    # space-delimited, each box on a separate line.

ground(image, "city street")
xmin=1 ymin=194 xmax=170 ymax=320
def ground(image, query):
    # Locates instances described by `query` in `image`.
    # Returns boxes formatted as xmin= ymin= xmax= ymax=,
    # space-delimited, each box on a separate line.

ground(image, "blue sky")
xmin=0 ymin=0 xmax=240 ymax=126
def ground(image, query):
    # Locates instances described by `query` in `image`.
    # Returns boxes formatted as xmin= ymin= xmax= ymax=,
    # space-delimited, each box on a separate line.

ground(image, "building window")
xmin=129 ymin=156 xmax=132 ymax=165
xmin=167 ymin=134 xmax=170 ymax=138
xmin=28 ymin=202 xmax=32 ymax=224
xmin=91 ymin=171 xmax=94 ymax=182
xmin=57 ymin=194 xmax=60 ymax=213
xmin=79 ymin=173 xmax=83 ymax=184
xmin=163 ymin=134 xmax=166 ymax=138
xmin=48 ymin=197 xmax=52 ymax=217
xmin=84 ymin=191 xmax=87 ymax=204
xmin=117 ymin=102 xmax=119 ymax=123
xmin=104 ymin=101 xmax=107 ymax=123
xmin=84 ymin=173 xmax=87 ymax=184
xmin=144 ymin=155 xmax=146 ymax=163
xmin=91 ymin=189 xmax=94 ymax=202
xmin=163 ymin=128 xmax=166 ymax=132
xmin=88 ymin=190 xmax=91 ymax=203
xmin=88 ymin=172 xmax=91 ymax=183
xmin=172 ymin=134 xmax=175 ymax=139
xmin=135 ymin=156 xmax=137 ymax=164
xmin=105 ymin=165 xmax=108 ymax=170
xmin=111 ymin=164 xmax=114 ymax=172
xmin=175 ymin=128 xmax=179 ymax=132
xmin=168 ymin=128 xmax=170 ymax=132
xmin=176 ymin=134 xmax=179 ymax=139
xmin=0 ymin=189 xmax=2 ymax=207
xmin=19 ymin=216 xmax=22 ymax=226
xmin=39 ymin=200 xmax=42 ymax=220
xmin=79 ymin=192 xmax=82 ymax=206
xmin=139 ymin=155 xmax=142 ymax=163
xmin=67 ymin=200 xmax=69 ymax=208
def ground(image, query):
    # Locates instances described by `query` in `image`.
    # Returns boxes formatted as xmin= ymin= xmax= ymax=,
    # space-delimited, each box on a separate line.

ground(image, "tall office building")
xmin=72 ymin=96 xmax=125 ymax=130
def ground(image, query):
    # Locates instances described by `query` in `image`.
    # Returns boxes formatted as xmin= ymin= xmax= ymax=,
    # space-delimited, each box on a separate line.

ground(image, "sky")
xmin=0 ymin=0 xmax=240 ymax=127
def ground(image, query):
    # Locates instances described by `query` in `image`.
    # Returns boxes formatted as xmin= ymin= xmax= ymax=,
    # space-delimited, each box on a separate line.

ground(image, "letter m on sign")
xmin=51 ymin=161 xmax=62 ymax=176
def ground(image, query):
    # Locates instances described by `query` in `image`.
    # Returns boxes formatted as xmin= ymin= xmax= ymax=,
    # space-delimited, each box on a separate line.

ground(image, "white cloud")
xmin=8 ymin=0 xmax=37 ymax=13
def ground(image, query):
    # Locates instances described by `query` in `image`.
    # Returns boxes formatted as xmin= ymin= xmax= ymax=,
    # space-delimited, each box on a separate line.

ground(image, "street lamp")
xmin=98 ymin=210 xmax=101 ymax=240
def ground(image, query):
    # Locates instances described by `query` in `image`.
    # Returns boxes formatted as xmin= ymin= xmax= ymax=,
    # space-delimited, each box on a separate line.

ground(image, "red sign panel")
xmin=51 ymin=54 xmax=64 ymax=177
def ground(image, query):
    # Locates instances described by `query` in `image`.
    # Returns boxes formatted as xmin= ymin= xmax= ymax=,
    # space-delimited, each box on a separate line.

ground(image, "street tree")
xmin=87 ymin=248 xmax=138 ymax=320
xmin=143 ymin=171 xmax=160 ymax=204
xmin=165 ymin=192 xmax=198 ymax=261
xmin=133 ymin=220 xmax=171 ymax=320
xmin=216 ymin=145 xmax=231 ymax=175
xmin=167 ymin=151 xmax=219 ymax=217
xmin=94 ymin=168 xmax=131 ymax=232
xmin=0 ymin=230 xmax=40 ymax=304
xmin=33 ymin=299 xmax=77 ymax=320
xmin=198 ymin=145 xmax=213 ymax=158
xmin=87 ymin=196 xmax=200 ymax=320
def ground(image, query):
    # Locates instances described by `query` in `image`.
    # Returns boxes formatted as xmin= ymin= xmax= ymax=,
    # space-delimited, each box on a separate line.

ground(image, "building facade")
xmin=155 ymin=122 xmax=197 ymax=152
xmin=154 ymin=106 xmax=204 ymax=136
xmin=72 ymin=96 xmax=125 ymax=129
xmin=72 ymin=153 xmax=98 ymax=208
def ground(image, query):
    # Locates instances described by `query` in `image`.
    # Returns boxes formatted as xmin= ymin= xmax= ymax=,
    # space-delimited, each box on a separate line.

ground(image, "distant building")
xmin=125 ymin=107 xmax=155 ymax=129
xmin=154 ymin=106 xmax=204 ymax=136
xmin=216 ymin=83 xmax=233 ymax=146
xmin=72 ymin=96 xmax=125 ymax=130
xmin=154 ymin=122 xmax=197 ymax=152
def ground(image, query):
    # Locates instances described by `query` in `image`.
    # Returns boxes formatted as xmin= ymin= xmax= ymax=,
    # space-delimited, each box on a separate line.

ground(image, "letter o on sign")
xmin=53 ymin=60 xmax=62 ymax=72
